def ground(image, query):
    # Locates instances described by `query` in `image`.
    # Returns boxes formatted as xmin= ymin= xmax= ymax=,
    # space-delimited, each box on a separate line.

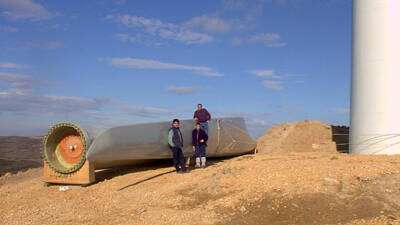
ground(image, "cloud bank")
xmin=107 ymin=14 xmax=213 ymax=45
xmin=166 ymin=85 xmax=196 ymax=94
xmin=0 ymin=0 xmax=51 ymax=21
xmin=233 ymin=32 xmax=286 ymax=47
xmin=107 ymin=57 xmax=223 ymax=77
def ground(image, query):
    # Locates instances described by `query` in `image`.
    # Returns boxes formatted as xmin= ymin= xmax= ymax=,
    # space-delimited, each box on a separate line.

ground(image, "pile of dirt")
xmin=0 ymin=136 xmax=42 ymax=176
xmin=256 ymin=120 xmax=343 ymax=154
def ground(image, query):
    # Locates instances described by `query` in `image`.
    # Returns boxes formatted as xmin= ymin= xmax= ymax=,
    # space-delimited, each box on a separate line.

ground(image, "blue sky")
xmin=0 ymin=0 xmax=352 ymax=137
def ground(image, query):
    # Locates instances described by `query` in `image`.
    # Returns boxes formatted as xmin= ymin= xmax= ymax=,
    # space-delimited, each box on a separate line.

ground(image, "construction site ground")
xmin=2 ymin=152 xmax=400 ymax=225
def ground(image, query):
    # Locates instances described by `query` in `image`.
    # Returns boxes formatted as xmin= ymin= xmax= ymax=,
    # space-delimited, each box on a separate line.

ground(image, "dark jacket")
xmin=193 ymin=108 xmax=211 ymax=123
xmin=168 ymin=127 xmax=183 ymax=148
xmin=192 ymin=128 xmax=208 ymax=146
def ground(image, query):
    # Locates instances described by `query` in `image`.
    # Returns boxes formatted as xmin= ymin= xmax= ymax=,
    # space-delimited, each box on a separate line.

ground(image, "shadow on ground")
xmin=93 ymin=157 xmax=230 ymax=188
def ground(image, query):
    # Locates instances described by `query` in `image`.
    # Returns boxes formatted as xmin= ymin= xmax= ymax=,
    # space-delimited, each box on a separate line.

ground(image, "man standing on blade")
xmin=192 ymin=122 xmax=208 ymax=168
xmin=168 ymin=119 xmax=187 ymax=173
xmin=193 ymin=103 xmax=211 ymax=134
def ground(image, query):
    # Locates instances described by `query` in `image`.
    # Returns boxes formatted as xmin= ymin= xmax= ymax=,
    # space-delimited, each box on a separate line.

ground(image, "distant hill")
xmin=0 ymin=136 xmax=43 ymax=176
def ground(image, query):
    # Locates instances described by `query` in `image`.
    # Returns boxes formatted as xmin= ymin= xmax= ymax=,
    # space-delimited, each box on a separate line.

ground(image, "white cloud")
xmin=115 ymin=33 xmax=135 ymax=42
xmin=107 ymin=57 xmax=223 ymax=77
xmin=233 ymin=32 xmax=286 ymax=47
xmin=251 ymin=69 xmax=279 ymax=78
xmin=252 ymin=68 xmax=285 ymax=91
xmin=108 ymin=14 xmax=213 ymax=45
xmin=249 ymin=33 xmax=286 ymax=47
xmin=0 ymin=62 xmax=25 ymax=69
xmin=223 ymin=0 xmax=264 ymax=13
xmin=223 ymin=0 xmax=248 ymax=10
xmin=0 ymin=0 xmax=51 ymax=21
xmin=248 ymin=117 xmax=270 ymax=127
xmin=262 ymin=80 xmax=284 ymax=91
xmin=0 ymin=91 xmax=169 ymax=118
xmin=231 ymin=37 xmax=242 ymax=46
xmin=0 ymin=93 xmax=108 ymax=114
xmin=251 ymin=69 xmax=306 ymax=91
xmin=166 ymin=85 xmax=196 ymax=94
xmin=0 ymin=26 xmax=18 ymax=32
xmin=110 ymin=100 xmax=170 ymax=117
xmin=222 ymin=0 xmax=265 ymax=30
xmin=39 ymin=41 xmax=63 ymax=49
xmin=113 ymin=0 xmax=126 ymax=5
xmin=19 ymin=41 xmax=64 ymax=50
xmin=0 ymin=72 xmax=36 ymax=93
xmin=0 ymin=73 xmax=174 ymax=135
xmin=0 ymin=73 xmax=170 ymax=118
xmin=114 ymin=33 xmax=164 ymax=46
xmin=183 ymin=15 xmax=231 ymax=33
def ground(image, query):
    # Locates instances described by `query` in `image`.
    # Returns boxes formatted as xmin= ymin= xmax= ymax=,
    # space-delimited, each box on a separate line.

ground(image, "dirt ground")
xmin=1 ymin=152 xmax=400 ymax=225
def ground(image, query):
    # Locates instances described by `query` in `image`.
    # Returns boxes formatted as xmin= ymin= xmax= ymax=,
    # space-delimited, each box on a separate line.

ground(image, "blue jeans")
xmin=195 ymin=145 xmax=206 ymax=157
xmin=200 ymin=122 xmax=208 ymax=134
xmin=171 ymin=147 xmax=185 ymax=171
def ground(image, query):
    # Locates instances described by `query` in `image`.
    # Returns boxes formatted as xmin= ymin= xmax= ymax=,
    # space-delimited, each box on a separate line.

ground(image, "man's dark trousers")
xmin=171 ymin=146 xmax=185 ymax=171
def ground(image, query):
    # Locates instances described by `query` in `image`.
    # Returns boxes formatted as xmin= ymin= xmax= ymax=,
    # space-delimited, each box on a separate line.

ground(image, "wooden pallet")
xmin=43 ymin=160 xmax=95 ymax=185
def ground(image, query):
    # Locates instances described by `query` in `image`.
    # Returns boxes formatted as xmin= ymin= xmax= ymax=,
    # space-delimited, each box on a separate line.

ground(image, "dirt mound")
xmin=256 ymin=120 xmax=344 ymax=154
xmin=0 ymin=136 xmax=42 ymax=176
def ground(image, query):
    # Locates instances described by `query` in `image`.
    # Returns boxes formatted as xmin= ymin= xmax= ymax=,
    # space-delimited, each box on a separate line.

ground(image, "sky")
xmin=0 ymin=0 xmax=352 ymax=137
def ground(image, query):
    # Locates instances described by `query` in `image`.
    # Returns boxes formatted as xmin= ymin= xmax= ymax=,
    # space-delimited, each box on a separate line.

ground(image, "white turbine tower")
xmin=350 ymin=0 xmax=400 ymax=154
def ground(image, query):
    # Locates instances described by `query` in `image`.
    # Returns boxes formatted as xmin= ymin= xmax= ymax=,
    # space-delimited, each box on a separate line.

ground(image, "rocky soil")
xmin=1 ymin=153 xmax=400 ymax=225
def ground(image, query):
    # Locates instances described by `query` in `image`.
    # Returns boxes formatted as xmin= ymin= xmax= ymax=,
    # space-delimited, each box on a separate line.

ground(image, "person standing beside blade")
xmin=168 ymin=119 xmax=187 ymax=173
xmin=193 ymin=103 xmax=211 ymax=134
xmin=192 ymin=122 xmax=208 ymax=168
